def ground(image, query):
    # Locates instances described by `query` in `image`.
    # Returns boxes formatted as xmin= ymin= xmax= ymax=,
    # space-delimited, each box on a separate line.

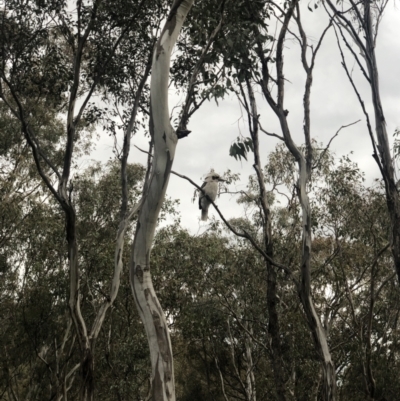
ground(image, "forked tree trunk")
xmin=363 ymin=1 xmax=400 ymax=285
xmin=252 ymin=1 xmax=337 ymax=398
xmin=1 ymin=2 xmax=152 ymax=399
xmin=326 ymin=0 xmax=400 ymax=288
xmin=286 ymin=116 xmax=336 ymax=401
xmin=128 ymin=1 xmax=194 ymax=400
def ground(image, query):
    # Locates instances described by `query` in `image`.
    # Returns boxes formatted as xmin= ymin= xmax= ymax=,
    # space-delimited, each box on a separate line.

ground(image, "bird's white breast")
xmin=204 ymin=181 xmax=218 ymax=201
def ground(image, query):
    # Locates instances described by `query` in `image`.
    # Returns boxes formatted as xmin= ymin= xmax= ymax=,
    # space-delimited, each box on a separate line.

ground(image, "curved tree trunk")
xmin=252 ymin=1 xmax=337 ymax=398
xmin=362 ymin=1 xmax=400 ymax=286
xmin=326 ymin=0 xmax=400 ymax=288
xmin=128 ymin=1 xmax=194 ymax=400
xmin=0 ymin=2 xmax=153 ymax=399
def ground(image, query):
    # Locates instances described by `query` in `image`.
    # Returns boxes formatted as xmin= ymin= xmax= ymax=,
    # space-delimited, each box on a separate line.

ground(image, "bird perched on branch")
xmin=199 ymin=169 xmax=225 ymax=221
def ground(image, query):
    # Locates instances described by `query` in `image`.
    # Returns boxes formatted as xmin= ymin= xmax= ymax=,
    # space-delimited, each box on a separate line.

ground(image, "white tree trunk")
xmin=244 ymin=323 xmax=256 ymax=401
xmin=129 ymin=1 xmax=194 ymax=400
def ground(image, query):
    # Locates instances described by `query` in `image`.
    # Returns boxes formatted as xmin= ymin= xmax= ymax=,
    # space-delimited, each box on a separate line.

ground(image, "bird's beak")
xmin=219 ymin=178 xmax=226 ymax=182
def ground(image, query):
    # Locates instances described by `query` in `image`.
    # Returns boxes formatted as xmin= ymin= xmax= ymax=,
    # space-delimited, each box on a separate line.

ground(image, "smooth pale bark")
xmin=324 ymin=0 xmax=400 ymax=388
xmin=90 ymin=54 xmax=152 ymax=340
xmin=326 ymin=0 xmax=400 ymax=287
xmin=129 ymin=1 xmax=194 ymax=400
xmin=281 ymin=114 xmax=336 ymax=400
xmin=1 ymin=2 xmax=152 ymax=399
xmin=362 ymin=1 xmax=400 ymax=286
xmin=244 ymin=323 xmax=256 ymax=401
xmin=253 ymin=1 xmax=336 ymax=399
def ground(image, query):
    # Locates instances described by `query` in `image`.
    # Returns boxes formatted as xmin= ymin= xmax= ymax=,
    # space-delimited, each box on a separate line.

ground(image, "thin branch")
xmin=310 ymin=18 xmax=333 ymax=70
xmin=325 ymin=0 xmax=370 ymax=58
xmin=120 ymin=40 xmax=154 ymax=219
xmin=214 ymin=357 xmax=230 ymax=401
xmin=187 ymin=66 xmax=225 ymax=120
xmin=235 ymin=87 xmax=284 ymax=141
xmin=134 ymin=144 xmax=292 ymax=275
xmin=333 ymin=27 xmax=385 ymax=178
xmin=313 ymin=120 xmax=361 ymax=170
xmin=334 ymin=20 xmax=371 ymax=83
xmin=275 ymin=0 xmax=297 ymax=109
xmin=174 ymin=170 xmax=294 ymax=276
xmin=63 ymin=0 xmax=102 ymax=191
xmin=27 ymin=126 xmax=61 ymax=179
xmin=259 ymin=122 xmax=284 ymax=141
xmin=219 ymin=295 xmax=270 ymax=354
xmin=237 ymin=80 xmax=252 ymax=131
xmin=0 ymin=86 xmax=61 ymax=180
xmin=373 ymin=0 xmax=389 ymax=47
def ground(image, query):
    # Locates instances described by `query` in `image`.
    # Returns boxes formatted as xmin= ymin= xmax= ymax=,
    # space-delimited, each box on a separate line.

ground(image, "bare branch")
xmin=325 ymin=0 xmax=369 ymax=58
xmin=333 ymin=27 xmax=385 ymax=177
xmin=134 ymin=140 xmax=293 ymax=275
xmin=334 ymin=20 xmax=371 ymax=83
xmin=259 ymin=124 xmax=284 ymax=141
xmin=373 ymin=0 xmax=389 ymax=47
xmin=235 ymin=87 xmax=284 ymax=141
xmin=313 ymin=120 xmax=361 ymax=170
xmin=275 ymin=1 xmax=297 ymax=109
xmin=172 ymin=170 xmax=294 ymax=276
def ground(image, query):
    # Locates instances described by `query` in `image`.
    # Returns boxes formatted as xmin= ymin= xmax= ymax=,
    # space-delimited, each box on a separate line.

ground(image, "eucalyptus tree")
xmin=151 ymin=224 xmax=272 ymax=401
xmin=125 ymin=0 xmax=255 ymax=398
xmin=0 ymin=154 xmax=149 ymax=399
xmin=237 ymin=2 xmax=339 ymax=398
xmin=171 ymin=2 xmax=293 ymax=398
xmin=185 ymin=0 xmax=338 ymax=398
xmin=232 ymin=77 xmax=290 ymax=401
xmin=5 ymin=1 xmax=400 ymax=400
xmin=310 ymin=156 xmax=398 ymax=401
xmin=236 ymin=144 xmax=400 ymax=400
xmin=219 ymin=4 xmax=290 ymax=398
xmin=0 ymin=0 xmax=163 ymax=398
xmin=127 ymin=1 xmax=196 ymax=400
xmin=1 ymin=0 xmax=231 ymax=398
xmin=0 ymin=195 xmax=68 ymax=401
xmin=261 ymin=143 xmax=400 ymax=401
xmin=0 ymin=91 xmax=66 ymax=400
xmin=149 ymin=142 xmax=400 ymax=400
xmin=182 ymin=0 xmax=341 ymax=395
xmin=324 ymin=0 xmax=400 ymax=287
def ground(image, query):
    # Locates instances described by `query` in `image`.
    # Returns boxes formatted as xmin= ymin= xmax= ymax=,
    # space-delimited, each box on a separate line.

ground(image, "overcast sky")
xmin=87 ymin=3 xmax=400 ymax=234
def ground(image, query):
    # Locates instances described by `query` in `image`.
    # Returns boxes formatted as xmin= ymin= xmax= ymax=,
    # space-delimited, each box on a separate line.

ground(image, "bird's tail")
xmin=201 ymin=208 xmax=208 ymax=221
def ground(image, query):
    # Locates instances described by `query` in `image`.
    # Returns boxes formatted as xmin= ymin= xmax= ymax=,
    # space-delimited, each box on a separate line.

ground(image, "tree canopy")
xmin=1 ymin=0 xmax=400 ymax=400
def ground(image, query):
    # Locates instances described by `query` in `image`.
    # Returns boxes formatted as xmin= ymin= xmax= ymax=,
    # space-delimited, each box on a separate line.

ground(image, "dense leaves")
xmin=2 ymin=131 xmax=400 ymax=399
xmin=1 ymin=0 xmax=400 ymax=400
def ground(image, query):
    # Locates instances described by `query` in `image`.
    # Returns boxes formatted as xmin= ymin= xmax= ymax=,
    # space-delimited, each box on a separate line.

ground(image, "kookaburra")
xmin=199 ymin=169 xmax=225 ymax=221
